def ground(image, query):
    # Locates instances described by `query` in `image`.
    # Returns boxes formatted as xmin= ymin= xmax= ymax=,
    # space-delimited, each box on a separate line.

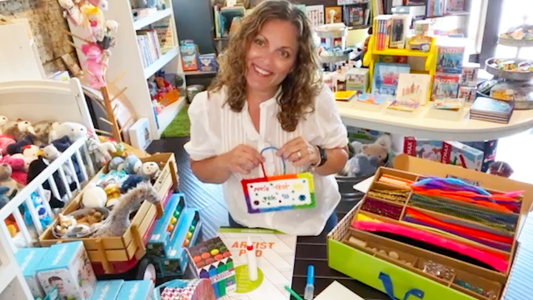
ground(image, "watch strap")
xmin=316 ymin=145 xmax=327 ymax=167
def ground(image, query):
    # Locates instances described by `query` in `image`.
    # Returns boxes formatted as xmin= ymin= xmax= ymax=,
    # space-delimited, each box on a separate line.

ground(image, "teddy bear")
xmin=2 ymin=120 xmax=35 ymax=141
xmin=0 ymin=163 xmax=21 ymax=199
xmin=339 ymin=134 xmax=392 ymax=178
xmin=49 ymin=122 xmax=87 ymax=143
xmin=32 ymin=121 xmax=55 ymax=146
xmin=76 ymin=209 xmax=104 ymax=227
xmin=81 ymin=182 xmax=107 ymax=208
xmin=141 ymin=162 xmax=160 ymax=180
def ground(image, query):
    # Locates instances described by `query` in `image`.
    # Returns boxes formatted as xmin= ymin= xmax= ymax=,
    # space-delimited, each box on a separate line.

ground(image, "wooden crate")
xmin=39 ymin=153 xmax=178 ymax=274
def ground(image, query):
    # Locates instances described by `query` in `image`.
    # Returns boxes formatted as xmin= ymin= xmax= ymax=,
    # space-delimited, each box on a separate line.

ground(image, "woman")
xmin=185 ymin=0 xmax=348 ymax=236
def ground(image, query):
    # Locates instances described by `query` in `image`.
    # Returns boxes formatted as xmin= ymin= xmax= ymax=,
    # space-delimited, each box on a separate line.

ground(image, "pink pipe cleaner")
xmin=352 ymin=220 xmax=509 ymax=272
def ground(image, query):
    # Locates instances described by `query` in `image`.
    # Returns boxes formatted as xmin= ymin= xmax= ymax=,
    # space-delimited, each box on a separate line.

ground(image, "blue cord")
xmin=260 ymin=146 xmax=286 ymax=175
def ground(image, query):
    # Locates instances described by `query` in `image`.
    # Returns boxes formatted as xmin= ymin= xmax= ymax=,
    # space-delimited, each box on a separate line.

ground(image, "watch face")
xmin=318 ymin=146 xmax=327 ymax=167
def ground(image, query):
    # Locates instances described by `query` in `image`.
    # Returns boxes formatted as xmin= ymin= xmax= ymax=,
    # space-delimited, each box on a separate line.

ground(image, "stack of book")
xmin=469 ymin=97 xmax=515 ymax=124
xmin=137 ymin=29 xmax=162 ymax=68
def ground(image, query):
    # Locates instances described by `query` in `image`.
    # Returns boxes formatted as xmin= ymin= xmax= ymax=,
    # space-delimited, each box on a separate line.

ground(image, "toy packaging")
xmin=459 ymin=63 xmax=479 ymax=87
xmin=36 ymin=241 xmax=97 ymax=300
xmin=186 ymin=237 xmax=236 ymax=298
xmin=371 ymin=63 xmax=411 ymax=96
xmin=148 ymin=194 xmax=186 ymax=257
xmin=396 ymin=73 xmax=431 ymax=105
xmin=90 ymin=280 xmax=124 ymax=300
xmin=432 ymin=73 xmax=460 ymax=101
xmin=180 ymin=40 xmax=198 ymax=71
xmin=116 ymin=280 xmax=153 ymax=300
xmin=458 ymin=86 xmax=476 ymax=104
xmin=441 ymin=141 xmax=484 ymax=171
xmin=15 ymin=247 xmax=50 ymax=298
xmin=346 ymin=68 xmax=369 ymax=93
xmin=463 ymin=140 xmax=498 ymax=173
xmin=198 ymin=54 xmax=217 ymax=72
xmin=403 ymin=137 xmax=443 ymax=162
xmin=436 ymin=44 xmax=465 ymax=74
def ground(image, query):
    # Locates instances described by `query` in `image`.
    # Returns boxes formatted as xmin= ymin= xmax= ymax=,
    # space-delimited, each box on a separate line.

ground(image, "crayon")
xmin=217 ymin=261 xmax=227 ymax=296
xmin=209 ymin=265 xmax=219 ymax=298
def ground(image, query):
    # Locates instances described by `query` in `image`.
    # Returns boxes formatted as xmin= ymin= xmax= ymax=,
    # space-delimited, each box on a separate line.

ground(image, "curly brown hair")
xmin=209 ymin=0 xmax=322 ymax=132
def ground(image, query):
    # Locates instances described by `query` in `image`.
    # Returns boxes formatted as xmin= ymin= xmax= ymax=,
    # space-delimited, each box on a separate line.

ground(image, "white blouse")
xmin=184 ymin=86 xmax=348 ymax=235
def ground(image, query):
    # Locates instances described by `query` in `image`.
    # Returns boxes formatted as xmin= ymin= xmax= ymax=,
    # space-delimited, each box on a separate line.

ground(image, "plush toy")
xmin=0 ymin=135 xmax=15 ymax=155
xmin=2 ymin=120 xmax=34 ymax=141
xmin=27 ymin=157 xmax=72 ymax=209
xmin=49 ymin=122 xmax=87 ymax=143
xmin=32 ymin=121 xmax=55 ymax=146
xmin=81 ymin=4 xmax=106 ymax=42
xmin=6 ymin=134 xmax=33 ymax=155
xmin=344 ymin=154 xmax=379 ymax=178
xmin=88 ymin=0 xmax=108 ymax=10
xmin=51 ymin=136 xmax=72 ymax=152
xmin=360 ymin=134 xmax=392 ymax=167
xmin=93 ymin=182 xmax=159 ymax=237
xmin=141 ymin=162 xmax=160 ymax=180
xmin=42 ymin=144 xmax=75 ymax=180
xmin=339 ymin=134 xmax=392 ymax=178
xmin=81 ymin=43 xmax=107 ymax=88
xmin=58 ymin=0 xmax=84 ymax=26
xmin=0 ymin=116 xmax=8 ymax=130
xmin=76 ymin=208 xmax=104 ymax=227
xmin=22 ymin=145 xmax=41 ymax=161
xmin=55 ymin=214 xmax=77 ymax=237
xmin=120 ymin=175 xmax=147 ymax=194
xmin=0 ymin=186 xmax=10 ymax=208
xmin=81 ymin=182 xmax=107 ymax=208
xmin=124 ymin=154 xmax=142 ymax=174
xmin=24 ymin=193 xmax=52 ymax=229
xmin=0 ymin=163 xmax=20 ymax=198
xmin=0 ymin=156 xmax=27 ymax=185
xmin=108 ymin=156 xmax=125 ymax=171
xmin=104 ymin=183 xmax=121 ymax=207
xmin=488 ymin=161 xmax=514 ymax=178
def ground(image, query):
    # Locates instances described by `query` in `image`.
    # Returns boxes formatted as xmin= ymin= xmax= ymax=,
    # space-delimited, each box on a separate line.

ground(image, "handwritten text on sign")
xmin=247 ymin=177 xmax=312 ymax=210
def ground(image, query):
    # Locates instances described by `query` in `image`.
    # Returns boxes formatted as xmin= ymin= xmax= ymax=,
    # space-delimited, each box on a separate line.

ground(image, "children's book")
xmin=335 ymin=90 xmax=357 ymax=101
xmin=446 ymin=0 xmax=465 ymax=11
xmin=469 ymin=97 xmax=515 ymax=124
xmin=371 ymin=63 xmax=410 ymax=96
xmin=432 ymin=73 xmax=460 ymax=101
xmin=217 ymin=228 xmax=297 ymax=300
xmin=436 ymin=44 xmax=465 ymax=74
xmin=395 ymin=73 xmax=431 ymax=105
xmin=387 ymin=99 xmax=420 ymax=112
xmin=434 ymin=98 xmax=464 ymax=110
xmin=357 ymin=93 xmax=392 ymax=105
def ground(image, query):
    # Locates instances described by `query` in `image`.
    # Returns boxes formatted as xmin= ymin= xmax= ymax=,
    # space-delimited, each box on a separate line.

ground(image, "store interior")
xmin=0 ymin=0 xmax=533 ymax=299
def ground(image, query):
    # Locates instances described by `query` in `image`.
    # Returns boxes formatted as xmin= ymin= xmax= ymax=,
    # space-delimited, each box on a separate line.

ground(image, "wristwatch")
xmin=315 ymin=145 xmax=327 ymax=167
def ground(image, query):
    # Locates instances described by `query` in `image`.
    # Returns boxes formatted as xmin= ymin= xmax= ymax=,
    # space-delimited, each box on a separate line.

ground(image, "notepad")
xmin=315 ymin=281 xmax=365 ymax=300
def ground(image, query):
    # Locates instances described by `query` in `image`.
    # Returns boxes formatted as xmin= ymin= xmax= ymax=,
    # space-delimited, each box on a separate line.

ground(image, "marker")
xmin=247 ymin=237 xmax=258 ymax=281
xmin=304 ymin=265 xmax=314 ymax=300
xmin=284 ymin=286 xmax=303 ymax=300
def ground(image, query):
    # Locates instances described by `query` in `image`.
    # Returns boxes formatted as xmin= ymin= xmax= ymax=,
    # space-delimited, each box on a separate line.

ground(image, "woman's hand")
xmin=223 ymin=144 xmax=265 ymax=175
xmin=277 ymin=137 xmax=319 ymax=167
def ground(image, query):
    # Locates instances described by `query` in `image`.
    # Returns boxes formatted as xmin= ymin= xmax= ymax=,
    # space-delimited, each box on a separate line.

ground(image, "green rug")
xmin=161 ymin=104 xmax=191 ymax=137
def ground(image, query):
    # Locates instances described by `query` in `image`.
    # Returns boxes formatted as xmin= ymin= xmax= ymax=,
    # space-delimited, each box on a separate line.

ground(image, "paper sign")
xmin=315 ymin=281 xmax=364 ymax=300
xmin=241 ymin=173 xmax=315 ymax=214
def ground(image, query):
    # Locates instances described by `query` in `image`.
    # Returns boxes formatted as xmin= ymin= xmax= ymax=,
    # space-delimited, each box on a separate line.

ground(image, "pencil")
xmin=284 ymin=285 xmax=303 ymax=300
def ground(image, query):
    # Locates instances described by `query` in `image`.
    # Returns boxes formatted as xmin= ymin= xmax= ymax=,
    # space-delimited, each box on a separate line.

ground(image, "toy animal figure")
xmin=141 ymin=162 xmax=160 ymax=180
xmin=0 ymin=163 xmax=20 ymax=198
xmin=92 ymin=182 xmax=160 ymax=237
xmin=49 ymin=122 xmax=87 ymax=143
xmin=6 ymin=134 xmax=33 ymax=155
xmin=2 ymin=120 xmax=34 ymax=141
xmin=81 ymin=182 xmax=107 ymax=208
xmin=42 ymin=144 xmax=74 ymax=179
xmin=32 ymin=121 xmax=55 ymax=146
xmin=0 ymin=156 xmax=27 ymax=185
xmin=124 ymin=154 xmax=142 ymax=174
xmin=81 ymin=43 xmax=107 ymax=88
xmin=0 ymin=116 xmax=8 ymax=132
xmin=108 ymin=156 xmax=125 ymax=171
xmin=59 ymin=0 xmax=84 ymax=26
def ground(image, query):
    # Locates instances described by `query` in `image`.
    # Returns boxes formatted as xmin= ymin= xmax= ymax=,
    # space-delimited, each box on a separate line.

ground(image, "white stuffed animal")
xmin=22 ymin=145 xmax=41 ymax=161
xmin=49 ymin=122 xmax=87 ymax=143
xmin=141 ymin=162 xmax=160 ymax=179
xmin=81 ymin=182 xmax=107 ymax=208
xmin=0 ymin=116 xmax=8 ymax=133
xmin=42 ymin=144 xmax=74 ymax=179
xmin=58 ymin=0 xmax=84 ymax=26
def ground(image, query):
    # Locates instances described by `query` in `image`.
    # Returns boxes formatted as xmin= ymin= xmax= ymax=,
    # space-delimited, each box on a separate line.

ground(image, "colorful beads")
xmin=361 ymin=197 xmax=403 ymax=220
xmin=454 ymin=279 xmax=497 ymax=299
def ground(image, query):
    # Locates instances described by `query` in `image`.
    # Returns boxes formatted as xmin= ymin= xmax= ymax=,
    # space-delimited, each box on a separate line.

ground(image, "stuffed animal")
xmin=141 ymin=162 xmax=160 ymax=180
xmin=81 ymin=182 xmax=107 ymax=208
xmin=2 ymin=120 xmax=34 ymax=141
xmin=87 ymin=137 xmax=115 ymax=166
xmin=51 ymin=136 xmax=72 ymax=152
xmin=0 ymin=156 xmax=27 ymax=185
xmin=6 ymin=134 xmax=33 ymax=155
xmin=49 ymin=122 xmax=87 ymax=143
xmin=55 ymin=214 xmax=77 ymax=237
xmin=27 ymin=157 xmax=71 ymax=209
xmin=0 ymin=116 xmax=8 ymax=131
xmin=42 ymin=144 xmax=74 ymax=180
xmin=360 ymin=134 xmax=391 ymax=168
xmin=76 ymin=209 xmax=104 ymax=227
xmin=0 ymin=186 xmax=10 ymax=208
xmin=104 ymin=183 xmax=121 ymax=207
xmin=22 ymin=145 xmax=41 ymax=161
xmin=108 ymin=156 xmax=125 ymax=171
xmin=489 ymin=161 xmax=514 ymax=178
xmin=32 ymin=121 xmax=55 ymax=146
xmin=58 ymin=0 xmax=84 ymax=26
xmin=81 ymin=43 xmax=107 ymax=87
xmin=81 ymin=4 xmax=106 ymax=42
xmin=0 ymin=163 xmax=20 ymax=198
xmin=344 ymin=154 xmax=379 ymax=178
xmin=339 ymin=134 xmax=392 ymax=178
xmin=0 ymin=135 xmax=15 ymax=155
xmin=124 ymin=154 xmax=142 ymax=174
xmin=24 ymin=193 xmax=52 ymax=229
xmin=92 ymin=182 xmax=160 ymax=237
xmin=120 ymin=175 xmax=146 ymax=194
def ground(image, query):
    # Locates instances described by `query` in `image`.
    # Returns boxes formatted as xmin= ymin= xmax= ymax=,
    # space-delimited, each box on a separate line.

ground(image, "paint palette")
xmin=186 ymin=237 xmax=237 ymax=298
xmin=241 ymin=173 xmax=316 ymax=214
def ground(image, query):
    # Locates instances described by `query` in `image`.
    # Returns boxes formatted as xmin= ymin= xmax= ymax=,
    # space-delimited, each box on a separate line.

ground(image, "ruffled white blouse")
xmin=184 ymin=86 xmax=348 ymax=235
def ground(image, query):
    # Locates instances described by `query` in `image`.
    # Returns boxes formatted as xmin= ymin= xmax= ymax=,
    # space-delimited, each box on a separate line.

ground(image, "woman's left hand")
xmin=277 ymin=137 xmax=319 ymax=167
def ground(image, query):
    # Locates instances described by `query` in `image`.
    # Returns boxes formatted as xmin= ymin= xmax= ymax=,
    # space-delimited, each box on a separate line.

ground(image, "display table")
xmin=337 ymin=102 xmax=533 ymax=141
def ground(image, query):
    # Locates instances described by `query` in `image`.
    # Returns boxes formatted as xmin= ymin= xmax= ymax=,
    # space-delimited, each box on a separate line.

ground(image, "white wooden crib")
xmin=0 ymin=79 xmax=97 ymax=299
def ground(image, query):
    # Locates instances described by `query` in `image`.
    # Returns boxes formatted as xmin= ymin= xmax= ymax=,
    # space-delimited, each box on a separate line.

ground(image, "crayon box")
xmin=186 ymin=237 xmax=237 ymax=298
xmin=441 ymin=141 xmax=484 ymax=171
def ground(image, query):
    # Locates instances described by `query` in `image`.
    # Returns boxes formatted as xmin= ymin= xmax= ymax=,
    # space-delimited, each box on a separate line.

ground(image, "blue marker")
xmin=304 ymin=265 xmax=314 ymax=300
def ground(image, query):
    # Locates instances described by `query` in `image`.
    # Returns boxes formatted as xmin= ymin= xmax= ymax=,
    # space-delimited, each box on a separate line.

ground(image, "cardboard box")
xmin=463 ymin=140 xmax=498 ymax=173
xmin=116 ymin=280 xmax=153 ymax=300
xmin=36 ymin=241 xmax=97 ymax=300
xmin=403 ymin=137 xmax=442 ymax=162
xmin=328 ymin=154 xmax=533 ymax=300
xmin=346 ymin=68 xmax=369 ymax=93
xmin=90 ymin=280 xmax=124 ymax=300
xmin=15 ymin=247 xmax=50 ymax=298
xmin=441 ymin=141 xmax=483 ymax=171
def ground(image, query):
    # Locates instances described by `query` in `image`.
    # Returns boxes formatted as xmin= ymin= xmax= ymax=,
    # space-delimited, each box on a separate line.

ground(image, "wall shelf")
xmin=133 ymin=9 xmax=173 ymax=30
xmin=144 ymin=46 xmax=180 ymax=79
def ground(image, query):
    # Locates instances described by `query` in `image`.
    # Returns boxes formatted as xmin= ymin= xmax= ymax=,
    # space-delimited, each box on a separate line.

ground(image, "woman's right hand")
xmin=223 ymin=145 xmax=265 ymax=175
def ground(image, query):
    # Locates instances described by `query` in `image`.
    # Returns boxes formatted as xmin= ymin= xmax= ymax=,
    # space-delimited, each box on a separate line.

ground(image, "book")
xmin=371 ymin=63 xmax=410 ymax=96
xmin=387 ymin=99 xmax=420 ymax=112
xmin=346 ymin=68 xmax=369 ymax=93
xmin=436 ymin=45 xmax=465 ymax=74
xmin=357 ymin=93 xmax=391 ymax=105
xmin=375 ymin=15 xmax=392 ymax=51
xmin=396 ymin=73 xmax=431 ymax=105
xmin=434 ymin=98 xmax=464 ymax=110
xmin=446 ymin=0 xmax=465 ymax=11
xmin=469 ymin=97 xmax=515 ymax=124
xmin=335 ymin=90 xmax=357 ymax=101
xmin=432 ymin=73 xmax=460 ymax=101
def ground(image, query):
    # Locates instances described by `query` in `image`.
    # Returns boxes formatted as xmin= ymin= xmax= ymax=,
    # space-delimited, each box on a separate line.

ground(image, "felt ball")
xmin=183 ymin=239 xmax=190 ymax=247
xmin=214 ymin=254 xmax=224 ymax=261
xmin=193 ymin=256 xmax=202 ymax=263
xmin=210 ymin=249 xmax=219 ymax=256
xmin=190 ymin=225 xmax=196 ymax=232
xmin=222 ymin=251 xmax=231 ymax=258
xmin=170 ymin=217 xmax=177 ymax=224
xmin=174 ymin=210 xmax=180 ymax=217
xmin=167 ymin=224 xmax=173 ymax=232
xmin=186 ymin=232 xmax=192 ymax=239
xmin=201 ymin=252 xmax=210 ymax=259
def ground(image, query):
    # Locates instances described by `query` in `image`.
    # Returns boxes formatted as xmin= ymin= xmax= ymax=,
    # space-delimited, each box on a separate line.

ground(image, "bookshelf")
xmin=68 ymin=2 xmax=186 ymax=139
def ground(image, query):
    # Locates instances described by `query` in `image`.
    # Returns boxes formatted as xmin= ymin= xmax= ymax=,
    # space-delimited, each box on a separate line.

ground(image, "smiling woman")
xmin=184 ymin=0 xmax=349 ymax=236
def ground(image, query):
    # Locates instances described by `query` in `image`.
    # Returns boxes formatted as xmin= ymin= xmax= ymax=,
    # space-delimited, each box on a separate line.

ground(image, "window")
xmin=494 ymin=1 xmax=533 ymax=59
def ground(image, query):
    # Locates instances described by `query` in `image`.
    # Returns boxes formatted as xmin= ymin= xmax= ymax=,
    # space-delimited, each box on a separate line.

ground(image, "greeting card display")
xmin=241 ymin=148 xmax=316 ymax=214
